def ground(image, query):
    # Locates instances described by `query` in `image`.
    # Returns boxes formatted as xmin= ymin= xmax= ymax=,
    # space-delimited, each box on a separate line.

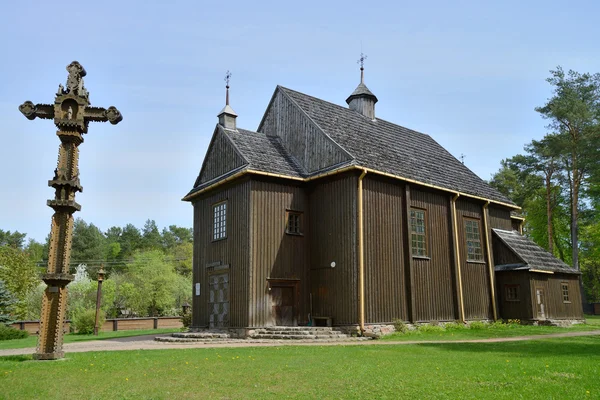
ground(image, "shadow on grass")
xmin=417 ymin=336 xmax=600 ymax=358
xmin=0 ymin=355 xmax=32 ymax=362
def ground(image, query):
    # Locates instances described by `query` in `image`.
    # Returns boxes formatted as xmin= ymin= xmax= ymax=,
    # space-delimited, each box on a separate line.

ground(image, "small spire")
xmin=217 ymin=70 xmax=237 ymax=130
xmin=225 ymin=70 xmax=232 ymax=106
xmin=357 ymin=53 xmax=367 ymax=83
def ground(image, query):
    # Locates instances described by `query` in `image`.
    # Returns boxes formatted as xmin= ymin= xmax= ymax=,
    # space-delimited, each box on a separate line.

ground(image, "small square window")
xmin=410 ymin=208 xmax=427 ymax=257
xmin=561 ymin=283 xmax=570 ymax=303
xmin=212 ymin=201 xmax=227 ymax=241
xmin=286 ymin=211 xmax=302 ymax=235
xmin=505 ymin=284 xmax=520 ymax=302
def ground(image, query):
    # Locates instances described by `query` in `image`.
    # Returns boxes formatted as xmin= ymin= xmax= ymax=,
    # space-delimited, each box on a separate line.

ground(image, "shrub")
xmin=181 ymin=312 xmax=192 ymax=330
xmin=469 ymin=321 xmax=487 ymax=330
xmin=444 ymin=321 xmax=467 ymax=330
xmin=72 ymin=308 xmax=105 ymax=335
xmin=0 ymin=324 xmax=28 ymax=341
xmin=417 ymin=324 xmax=445 ymax=334
xmin=392 ymin=319 xmax=409 ymax=334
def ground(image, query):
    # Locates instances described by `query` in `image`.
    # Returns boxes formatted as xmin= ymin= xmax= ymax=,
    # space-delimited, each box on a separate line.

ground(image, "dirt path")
xmin=2 ymin=330 xmax=599 ymax=357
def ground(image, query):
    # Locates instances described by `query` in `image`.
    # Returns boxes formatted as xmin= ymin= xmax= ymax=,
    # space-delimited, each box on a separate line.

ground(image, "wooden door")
xmin=208 ymin=273 xmax=229 ymax=328
xmin=535 ymin=288 xmax=545 ymax=320
xmin=271 ymin=286 xmax=294 ymax=326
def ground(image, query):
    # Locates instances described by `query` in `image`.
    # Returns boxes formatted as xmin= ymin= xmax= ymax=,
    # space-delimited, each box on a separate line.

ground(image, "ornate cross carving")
xmin=18 ymin=61 xmax=122 ymax=360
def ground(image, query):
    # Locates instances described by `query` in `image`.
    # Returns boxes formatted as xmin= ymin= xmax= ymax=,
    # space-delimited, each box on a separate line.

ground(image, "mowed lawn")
xmin=2 ymin=336 xmax=600 ymax=399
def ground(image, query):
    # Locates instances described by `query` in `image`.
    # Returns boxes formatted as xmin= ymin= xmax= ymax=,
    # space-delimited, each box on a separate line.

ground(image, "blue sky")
xmin=1 ymin=0 xmax=599 ymax=242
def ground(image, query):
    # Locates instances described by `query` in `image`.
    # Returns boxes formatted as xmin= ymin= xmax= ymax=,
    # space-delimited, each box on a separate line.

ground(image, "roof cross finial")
xmin=224 ymin=70 xmax=232 ymax=105
xmin=357 ymin=53 xmax=367 ymax=83
xmin=460 ymin=153 xmax=466 ymax=165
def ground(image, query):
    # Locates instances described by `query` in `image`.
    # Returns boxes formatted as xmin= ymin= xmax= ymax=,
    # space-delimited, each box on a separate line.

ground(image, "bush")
xmin=468 ymin=321 xmax=487 ymax=330
xmin=0 ymin=324 xmax=28 ymax=341
xmin=72 ymin=308 xmax=105 ymax=335
xmin=392 ymin=319 xmax=409 ymax=334
xmin=416 ymin=324 xmax=445 ymax=334
xmin=444 ymin=321 xmax=467 ymax=330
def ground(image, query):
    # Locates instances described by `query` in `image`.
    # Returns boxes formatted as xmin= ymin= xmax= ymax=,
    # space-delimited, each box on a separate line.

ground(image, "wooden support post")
xmin=403 ymin=184 xmax=416 ymax=323
xmin=357 ymin=169 xmax=367 ymax=334
xmin=450 ymin=194 xmax=465 ymax=322
xmin=482 ymin=202 xmax=498 ymax=321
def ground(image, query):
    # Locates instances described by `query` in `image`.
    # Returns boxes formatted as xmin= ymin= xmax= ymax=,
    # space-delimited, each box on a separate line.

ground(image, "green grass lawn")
xmin=0 ymin=328 xmax=181 ymax=350
xmin=381 ymin=316 xmax=600 ymax=342
xmin=1 ymin=336 xmax=599 ymax=399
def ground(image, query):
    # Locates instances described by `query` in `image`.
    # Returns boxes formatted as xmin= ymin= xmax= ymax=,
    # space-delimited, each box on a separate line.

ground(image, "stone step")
xmin=171 ymin=332 xmax=231 ymax=339
xmin=261 ymin=326 xmax=333 ymax=332
xmin=249 ymin=334 xmax=350 ymax=340
xmin=155 ymin=336 xmax=372 ymax=344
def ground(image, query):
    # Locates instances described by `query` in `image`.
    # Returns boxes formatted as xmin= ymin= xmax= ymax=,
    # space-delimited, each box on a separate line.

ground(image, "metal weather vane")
xmin=18 ymin=61 xmax=122 ymax=360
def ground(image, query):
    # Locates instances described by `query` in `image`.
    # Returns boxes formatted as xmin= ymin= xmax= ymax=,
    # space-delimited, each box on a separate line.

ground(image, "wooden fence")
xmin=10 ymin=316 xmax=183 ymax=335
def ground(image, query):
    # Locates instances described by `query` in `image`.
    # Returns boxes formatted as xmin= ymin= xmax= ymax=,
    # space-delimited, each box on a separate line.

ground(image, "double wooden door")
xmin=271 ymin=286 xmax=295 ymax=326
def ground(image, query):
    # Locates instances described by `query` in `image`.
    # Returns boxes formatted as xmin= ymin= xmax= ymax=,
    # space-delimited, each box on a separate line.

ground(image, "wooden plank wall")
xmin=363 ymin=176 xmax=408 ymax=323
xmin=529 ymin=273 xmax=583 ymax=319
xmin=258 ymin=90 xmax=351 ymax=173
xmin=309 ymin=174 xmax=358 ymax=325
xmin=250 ymin=179 xmax=310 ymax=327
xmin=456 ymin=199 xmax=493 ymax=320
xmin=191 ymin=179 xmax=251 ymax=328
xmin=488 ymin=207 xmax=512 ymax=231
xmin=410 ymin=188 xmax=455 ymax=322
xmin=198 ymin=129 xmax=246 ymax=184
xmin=492 ymin=237 xmax=523 ymax=266
xmin=495 ymin=271 xmax=532 ymax=320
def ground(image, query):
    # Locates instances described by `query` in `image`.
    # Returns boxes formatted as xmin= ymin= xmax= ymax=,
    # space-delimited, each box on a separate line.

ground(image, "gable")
xmin=258 ymin=87 xmax=353 ymax=174
xmin=195 ymin=126 xmax=248 ymax=187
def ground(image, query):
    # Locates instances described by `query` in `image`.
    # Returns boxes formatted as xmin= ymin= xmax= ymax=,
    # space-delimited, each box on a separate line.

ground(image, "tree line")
xmin=0 ymin=219 xmax=193 ymax=322
xmin=489 ymin=67 xmax=600 ymax=303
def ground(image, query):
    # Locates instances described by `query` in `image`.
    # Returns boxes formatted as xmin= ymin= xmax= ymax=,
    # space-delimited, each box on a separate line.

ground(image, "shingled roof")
xmin=278 ymin=87 xmax=514 ymax=205
xmin=493 ymin=229 xmax=579 ymax=274
xmin=227 ymin=128 xmax=305 ymax=178
xmin=189 ymin=86 xmax=517 ymax=206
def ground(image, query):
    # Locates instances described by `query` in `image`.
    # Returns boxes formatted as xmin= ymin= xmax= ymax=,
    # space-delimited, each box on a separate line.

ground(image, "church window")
xmin=213 ymin=201 xmax=227 ymax=241
xmin=286 ymin=211 xmax=302 ymax=235
xmin=562 ymin=283 xmax=570 ymax=303
xmin=505 ymin=284 xmax=520 ymax=302
xmin=465 ymin=219 xmax=483 ymax=261
xmin=410 ymin=208 xmax=427 ymax=257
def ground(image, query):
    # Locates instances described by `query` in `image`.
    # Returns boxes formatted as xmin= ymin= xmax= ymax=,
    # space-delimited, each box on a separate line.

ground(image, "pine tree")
xmin=0 ymin=280 xmax=17 ymax=325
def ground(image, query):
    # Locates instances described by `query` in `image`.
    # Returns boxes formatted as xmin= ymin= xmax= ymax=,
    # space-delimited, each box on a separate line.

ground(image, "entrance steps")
xmin=155 ymin=326 xmax=371 ymax=343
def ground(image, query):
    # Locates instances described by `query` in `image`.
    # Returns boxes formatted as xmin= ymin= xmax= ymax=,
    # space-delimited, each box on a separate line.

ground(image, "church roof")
xmin=492 ymin=229 xmax=579 ymax=274
xmin=227 ymin=128 xmax=305 ymax=178
xmin=278 ymin=86 xmax=513 ymax=205
xmin=188 ymin=86 xmax=516 ymax=207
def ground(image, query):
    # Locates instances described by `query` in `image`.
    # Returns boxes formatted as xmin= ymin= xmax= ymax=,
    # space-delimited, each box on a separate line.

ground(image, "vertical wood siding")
xmin=309 ymin=174 xmax=358 ymax=325
xmin=250 ymin=179 xmax=310 ymax=327
xmin=456 ymin=199 xmax=492 ymax=320
xmin=529 ymin=273 xmax=583 ymax=319
xmin=198 ymin=129 xmax=246 ymax=184
xmin=258 ymin=90 xmax=351 ymax=173
xmin=191 ymin=180 xmax=251 ymax=328
xmin=410 ymin=188 xmax=455 ymax=322
xmin=495 ymin=271 xmax=532 ymax=320
xmin=363 ymin=176 xmax=407 ymax=323
xmin=488 ymin=207 xmax=512 ymax=231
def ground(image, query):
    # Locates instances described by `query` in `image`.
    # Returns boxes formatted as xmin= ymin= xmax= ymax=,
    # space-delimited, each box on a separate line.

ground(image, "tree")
xmin=118 ymin=224 xmax=143 ymax=259
xmin=71 ymin=218 xmax=106 ymax=263
xmin=0 ymin=230 xmax=27 ymax=249
xmin=0 ymin=246 xmax=40 ymax=319
xmin=535 ymin=67 xmax=600 ymax=270
xmin=141 ymin=220 xmax=162 ymax=250
xmin=0 ymin=280 xmax=17 ymax=325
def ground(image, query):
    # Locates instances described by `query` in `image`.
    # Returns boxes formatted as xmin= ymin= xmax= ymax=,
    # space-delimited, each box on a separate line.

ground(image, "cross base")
xmin=32 ymin=352 xmax=65 ymax=361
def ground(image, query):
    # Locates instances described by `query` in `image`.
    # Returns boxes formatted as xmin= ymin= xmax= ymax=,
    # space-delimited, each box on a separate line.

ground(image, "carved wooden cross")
xmin=18 ymin=61 xmax=122 ymax=360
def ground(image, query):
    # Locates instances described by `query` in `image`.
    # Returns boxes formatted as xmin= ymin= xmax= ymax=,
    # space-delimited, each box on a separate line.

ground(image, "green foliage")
xmin=23 ymin=283 xmax=45 ymax=320
xmin=468 ymin=321 xmax=487 ymax=330
xmin=0 ymin=246 xmax=40 ymax=319
xmin=0 ymin=280 xmax=18 ymax=325
xmin=0 ymin=324 xmax=28 ymax=340
xmin=71 ymin=308 xmax=105 ymax=335
xmin=444 ymin=321 xmax=467 ymax=330
xmin=392 ymin=319 xmax=409 ymax=333
xmin=0 ymin=230 xmax=27 ymax=249
xmin=416 ymin=324 xmax=445 ymax=334
xmin=71 ymin=218 xmax=107 ymax=263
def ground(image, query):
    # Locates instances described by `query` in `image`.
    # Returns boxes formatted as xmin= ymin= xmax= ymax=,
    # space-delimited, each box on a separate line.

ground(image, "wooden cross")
xmin=18 ymin=61 xmax=122 ymax=360
xmin=357 ymin=53 xmax=367 ymax=82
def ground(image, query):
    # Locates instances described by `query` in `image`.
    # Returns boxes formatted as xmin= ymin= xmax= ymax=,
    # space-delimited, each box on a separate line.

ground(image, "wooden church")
xmin=184 ymin=65 xmax=583 ymax=334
